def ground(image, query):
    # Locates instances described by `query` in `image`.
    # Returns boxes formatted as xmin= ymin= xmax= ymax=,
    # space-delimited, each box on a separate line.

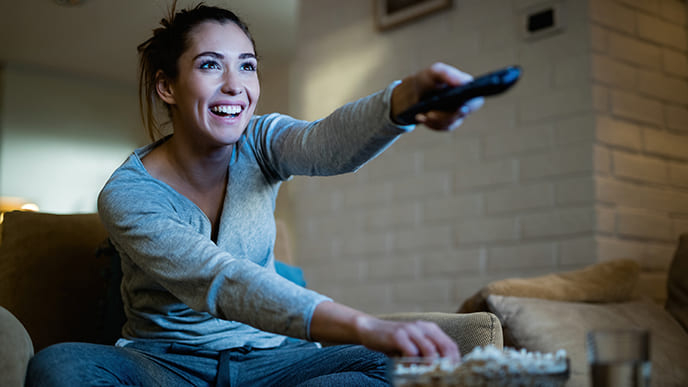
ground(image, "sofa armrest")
xmin=378 ymin=312 xmax=503 ymax=356
xmin=0 ymin=306 xmax=33 ymax=387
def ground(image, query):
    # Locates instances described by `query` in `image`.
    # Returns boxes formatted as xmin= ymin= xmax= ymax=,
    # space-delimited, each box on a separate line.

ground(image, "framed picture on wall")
xmin=374 ymin=0 xmax=452 ymax=31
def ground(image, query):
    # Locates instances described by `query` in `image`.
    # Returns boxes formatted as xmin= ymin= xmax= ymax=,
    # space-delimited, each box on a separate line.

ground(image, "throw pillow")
xmin=487 ymin=295 xmax=688 ymax=387
xmin=274 ymin=260 xmax=307 ymax=287
xmin=666 ymin=233 xmax=688 ymax=332
xmin=459 ymin=259 xmax=640 ymax=313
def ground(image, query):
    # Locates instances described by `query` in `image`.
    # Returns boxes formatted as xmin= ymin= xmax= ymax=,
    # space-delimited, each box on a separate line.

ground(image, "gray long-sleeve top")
xmin=97 ymin=82 xmax=414 ymax=350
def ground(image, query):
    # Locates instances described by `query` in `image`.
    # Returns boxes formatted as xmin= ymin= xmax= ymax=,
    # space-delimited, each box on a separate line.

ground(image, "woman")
xmin=27 ymin=3 xmax=482 ymax=386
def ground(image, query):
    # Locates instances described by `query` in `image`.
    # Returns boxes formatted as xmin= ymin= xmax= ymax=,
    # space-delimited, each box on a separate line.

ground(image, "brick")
xmin=612 ymin=151 xmax=669 ymax=184
xmin=424 ymin=193 xmax=483 ymax=222
xmin=422 ymin=249 xmax=483 ymax=276
xmin=329 ymin=260 xmax=366 ymax=283
xmin=486 ymin=183 xmax=554 ymax=214
xmin=364 ymin=202 xmax=419 ymax=231
xmin=596 ymin=176 xmax=688 ymax=213
xmin=456 ymin=217 xmax=517 ymax=244
xmin=367 ymin=151 xmax=420 ymax=181
xmin=673 ymin=218 xmax=688 ymax=238
xmin=422 ymin=138 xmax=481 ymax=170
xmin=595 ymin=115 xmax=643 ymax=150
xmin=367 ymin=256 xmax=418 ymax=281
xmin=596 ymin=206 xmax=617 ymax=233
xmin=392 ymin=172 xmax=451 ymax=201
xmin=559 ymin=236 xmax=597 ymax=266
xmin=519 ymin=87 xmax=594 ymax=123
xmin=339 ymin=231 xmax=392 ymax=257
xmin=608 ymin=32 xmax=662 ymax=70
xmin=616 ymin=0 xmax=661 ymax=14
xmin=554 ymin=115 xmax=596 ymax=145
xmin=669 ymin=162 xmax=688 ymax=187
xmin=592 ymin=55 xmax=637 ymax=89
xmin=593 ymin=84 xmax=610 ymax=112
xmin=555 ymin=54 xmax=592 ymax=88
xmin=590 ymin=0 xmax=636 ymax=33
xmin=616 ymin=209 xmax=674 ymax=241
xmin=555 ymin=176 xmax=595 ymax=205
xmin=636 ymin=70 xmax=688 ymax=105
xmin=659 ymin=0 xmax=687 ymax=26
xmin=610 ymin=90 xmax=664 ymax=126
xmin=520 ymin=145 xmax=593 ymax=180
xmin=596 ymin=145 xmax=612 ymax=175
xmin=487 ymin=242 xmax=555 ymax=270
xmin=336 ymin=283 xmax=392 ymax=311
xmin=454 ymin=160 xmax=516 ymax=190
xmin=484 ymin=125 xmax=552 ymax=158
xmin=590 ymin=25 xmax=608 ymax=53
xmin=392 ymin=279 xmax=452 ymax=303
xmin=306 ymin=215 xmax=364 ymax=246
xmin=637 ymin=13 xmax=687 ymax=50
xmin=394 ymin=224 xmax=454 ymax=252
xmin=643 ymin=128 xmax=688 ymax=161
xmin=339 ymin=180 xmax=389 ymax=209
xmin=596 ymin=236 xmax=676 ymax=270
xmin=521 ymin=207 xmax=596 ymax=238
xmin=663 ymin=49 xmax=688 ymax=78
xmin=297 ymin=236 xmax=337 ymax=263
xmin=665 ymin=105 xmax=688 ymax=133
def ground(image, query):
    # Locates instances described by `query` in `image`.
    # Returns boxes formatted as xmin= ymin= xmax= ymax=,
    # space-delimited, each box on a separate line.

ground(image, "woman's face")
xmin=161 ymin=21 xmax=260 ymax=148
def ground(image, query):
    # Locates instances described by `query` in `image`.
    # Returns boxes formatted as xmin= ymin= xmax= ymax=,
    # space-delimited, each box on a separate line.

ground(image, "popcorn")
xmin=392 ymin=346 xmax=569 ymax=387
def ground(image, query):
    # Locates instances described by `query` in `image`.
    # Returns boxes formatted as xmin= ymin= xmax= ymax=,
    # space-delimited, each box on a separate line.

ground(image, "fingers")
xmin=417 ymin=96 xmax=484 ymax=131
xmin=424 ymin=62 xmax=473 ymax=88
xmin=392 ymin=321 xmax=460 ymax=361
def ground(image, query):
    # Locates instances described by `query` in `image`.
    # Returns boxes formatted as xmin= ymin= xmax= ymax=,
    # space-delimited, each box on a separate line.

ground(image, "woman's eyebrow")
xmin=193 ymin=52 xmax=256 ymax=60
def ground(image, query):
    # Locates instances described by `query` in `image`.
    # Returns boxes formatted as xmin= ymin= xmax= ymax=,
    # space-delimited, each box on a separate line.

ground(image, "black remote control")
xmin=395 ymin=65 xmax=522 ymax=125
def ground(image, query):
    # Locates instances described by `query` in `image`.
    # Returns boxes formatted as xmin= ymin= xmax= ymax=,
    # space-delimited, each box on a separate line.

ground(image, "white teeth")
xmin=211 ymin=105 xmax=242 ymax=115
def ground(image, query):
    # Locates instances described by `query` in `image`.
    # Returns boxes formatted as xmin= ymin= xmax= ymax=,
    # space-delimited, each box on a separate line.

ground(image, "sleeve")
xmin=97 ymin=174 xmax=331 ymax=340
xmin=247 ymin=81 xmax=415 ymax=182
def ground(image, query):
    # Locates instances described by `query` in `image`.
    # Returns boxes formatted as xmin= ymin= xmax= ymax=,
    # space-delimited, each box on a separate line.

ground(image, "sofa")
xmin=0 ymin=211 xmax=503 ymax=386
xmin=459 ymin=236 xmax=688 ymax=387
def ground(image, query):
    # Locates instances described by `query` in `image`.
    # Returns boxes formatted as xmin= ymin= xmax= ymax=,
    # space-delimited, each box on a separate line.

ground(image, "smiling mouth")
xmin=210 ymin=105 xmax=243 ymax=118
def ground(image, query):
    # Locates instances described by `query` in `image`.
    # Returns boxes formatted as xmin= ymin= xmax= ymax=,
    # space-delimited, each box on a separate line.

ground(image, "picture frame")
xmin=374 ymin=0 xmax=452 ymax=31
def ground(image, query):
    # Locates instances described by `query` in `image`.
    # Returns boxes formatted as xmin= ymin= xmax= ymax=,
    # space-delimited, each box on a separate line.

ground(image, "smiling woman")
xmin=25 ymin=2 xmax=481 ymax=386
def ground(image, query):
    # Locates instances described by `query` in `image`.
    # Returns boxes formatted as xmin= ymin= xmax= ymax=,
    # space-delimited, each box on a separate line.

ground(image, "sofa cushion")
xmin=0 ymin=211 xmax=109 ymax=352
xmin=487 ymin=295 xmax=688 ymax=387
xmin=459 ymin=259 xmax=640 ymax=313
xmin=666 ymin=233 xmax=688 ymax=333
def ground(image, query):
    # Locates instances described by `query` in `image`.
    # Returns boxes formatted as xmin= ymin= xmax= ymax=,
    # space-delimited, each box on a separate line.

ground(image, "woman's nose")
xmin=221 ymin=73 xmax=243 ymax=95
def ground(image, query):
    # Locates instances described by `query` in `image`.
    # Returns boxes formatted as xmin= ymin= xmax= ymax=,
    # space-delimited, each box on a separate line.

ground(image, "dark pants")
xmin=26 ymin=339 xmax=390 ymax=386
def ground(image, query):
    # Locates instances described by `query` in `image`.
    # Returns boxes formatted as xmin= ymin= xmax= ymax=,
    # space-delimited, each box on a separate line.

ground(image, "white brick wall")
xmin=592 ymin=0 xmax=688 ymax=273
xmin=272 ymin=0 xmax=688 ymax=314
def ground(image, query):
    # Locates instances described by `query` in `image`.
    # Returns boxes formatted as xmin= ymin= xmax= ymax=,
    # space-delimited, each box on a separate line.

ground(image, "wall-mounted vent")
xmin=520 ymin=1 xmax=565 ymax=40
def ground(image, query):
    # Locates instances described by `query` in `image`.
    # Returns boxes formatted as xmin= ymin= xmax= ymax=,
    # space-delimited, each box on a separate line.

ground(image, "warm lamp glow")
xmin=0 ymin=197 xmax=40 ymax=224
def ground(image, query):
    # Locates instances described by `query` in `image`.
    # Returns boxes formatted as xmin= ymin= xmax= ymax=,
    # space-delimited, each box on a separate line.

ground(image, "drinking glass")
xmin=586 ymin=329 xmax=651 ymax=387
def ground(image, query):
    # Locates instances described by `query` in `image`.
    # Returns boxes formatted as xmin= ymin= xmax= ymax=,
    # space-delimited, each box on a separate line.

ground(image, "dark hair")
xmin=137 ymin=1 xmax=257 ymax=141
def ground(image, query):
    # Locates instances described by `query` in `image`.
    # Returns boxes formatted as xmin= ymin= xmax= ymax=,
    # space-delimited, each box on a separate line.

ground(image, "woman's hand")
xmin=390 ymin=62 xmax=484 ymax=131
xmin=354 ymin=314 xmax=460 ymax=361
xmin=310 ymin=301 xmax=460 ymax=361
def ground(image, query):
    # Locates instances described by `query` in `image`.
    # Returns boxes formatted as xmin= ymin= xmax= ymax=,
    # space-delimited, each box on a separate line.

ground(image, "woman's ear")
xmin=155 ymin=70 xmax=176 ymax=105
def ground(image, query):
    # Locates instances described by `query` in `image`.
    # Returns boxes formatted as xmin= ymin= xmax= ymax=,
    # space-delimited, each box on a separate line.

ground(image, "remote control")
xmin=395 ymin=65 xmax=522 ymax=125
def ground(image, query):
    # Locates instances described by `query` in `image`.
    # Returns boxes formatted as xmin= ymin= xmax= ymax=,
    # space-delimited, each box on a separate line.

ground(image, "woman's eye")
xmin=241 ymin=62 xmax=257 ymax=72
xmin=200 ymin=61 xmax=221 ymax=70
